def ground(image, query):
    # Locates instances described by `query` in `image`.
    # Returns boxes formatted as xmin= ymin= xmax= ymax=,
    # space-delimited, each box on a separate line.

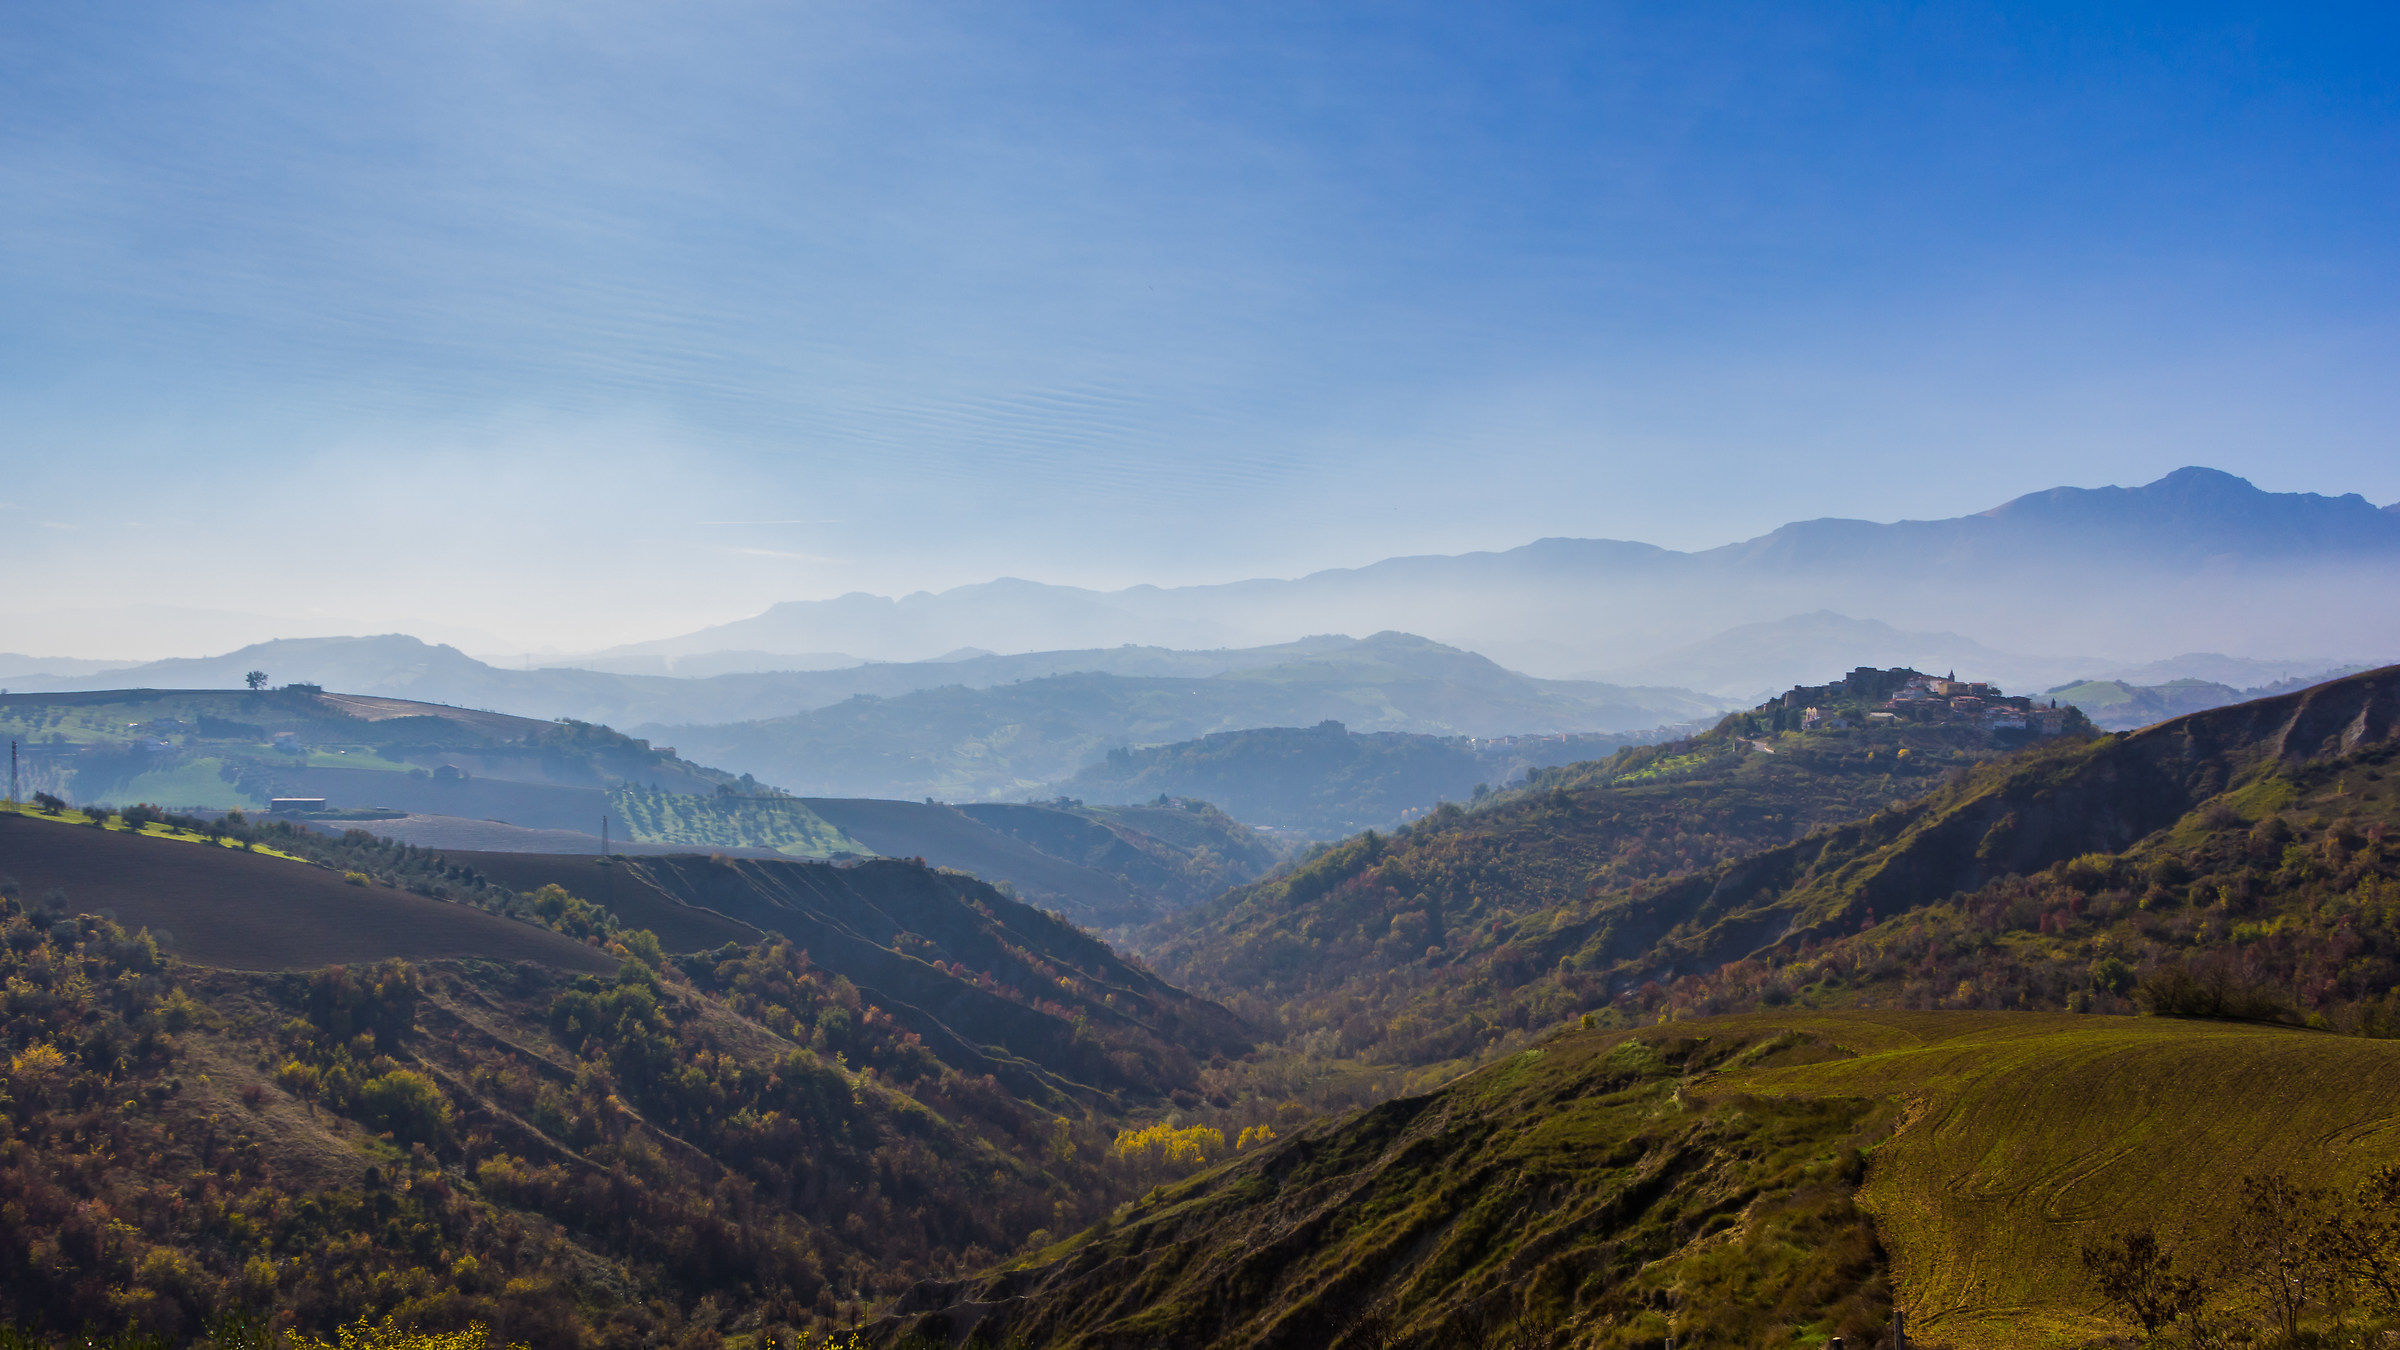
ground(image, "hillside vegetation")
xmin=894 ymin=1016 xmax=1896 ymax=1350
xmin=802 ymin=798 xmax=1280 ymax=930
xmin=1143 ymin=668 xmax=2072 ymax=1084
xmin=898 ymin=1011 xmax=2400 ymax=1350
xmin=954 ymin=800 xmax=1288 ymax=910
xmin=14 ymin=662 xmax=2400 ymax=1349
xmin=0 ymin=687 xmax=745 ymax=824
xmin=605 ymin=788 xmax=871 ymax=858
xmin=1614 ymin=664 xmax=2400 ymax=1026
xmin=0 ymin=807 xmax=1257 ymax=1347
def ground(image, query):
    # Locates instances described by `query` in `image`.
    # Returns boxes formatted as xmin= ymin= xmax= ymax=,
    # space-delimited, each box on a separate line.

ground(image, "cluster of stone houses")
xmin=1800 ymin=671 xmax=2073 ymax=737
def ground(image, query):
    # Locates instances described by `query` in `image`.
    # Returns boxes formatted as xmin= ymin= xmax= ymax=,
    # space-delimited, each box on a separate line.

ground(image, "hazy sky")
xmin=5 ymin=2 xmax=2397 ymax=653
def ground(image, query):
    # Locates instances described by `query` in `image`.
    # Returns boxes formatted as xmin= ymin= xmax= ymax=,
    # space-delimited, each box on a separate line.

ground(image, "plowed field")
xmin=0 ymin=812 xmax=615 ymax=973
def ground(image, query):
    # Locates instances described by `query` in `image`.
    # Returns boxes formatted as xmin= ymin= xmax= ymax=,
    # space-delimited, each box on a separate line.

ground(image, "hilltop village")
xmin=1768 ymin=665 xmax=2081 ymax=737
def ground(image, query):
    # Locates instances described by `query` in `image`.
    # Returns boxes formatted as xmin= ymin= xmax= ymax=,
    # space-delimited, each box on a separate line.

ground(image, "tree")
xmin=244 ymin=670 xmax=268 ymax=690
xmin=2326 ymin=1164 xmax=2400 ymax=1318
xmin=2223 ymin=1172 xmax=2336 ymax=1344
xmin=2083 ymin=1227 xmax=2206 ymax=1342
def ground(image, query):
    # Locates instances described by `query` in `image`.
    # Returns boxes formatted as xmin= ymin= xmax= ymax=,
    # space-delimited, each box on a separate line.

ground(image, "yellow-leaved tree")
xmin=1111 ymin=1122 xmax=1228 ymax=1176
xmin=288 ymin=1316 xmax=527 ymax=1350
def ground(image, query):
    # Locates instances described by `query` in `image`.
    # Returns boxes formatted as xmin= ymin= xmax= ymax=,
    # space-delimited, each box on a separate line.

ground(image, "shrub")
xmin=356 ymin=1069 xmax=451 ymax=1145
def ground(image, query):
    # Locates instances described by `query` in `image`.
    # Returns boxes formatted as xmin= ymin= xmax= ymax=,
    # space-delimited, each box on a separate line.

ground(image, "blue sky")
xmin=4 ymin=2 xmax=2396 ymax=651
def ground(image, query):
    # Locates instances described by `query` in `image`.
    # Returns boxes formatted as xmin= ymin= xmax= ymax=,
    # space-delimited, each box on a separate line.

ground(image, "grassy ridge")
xmin=1705 ymin=1012 xmax=2400 ymax=1350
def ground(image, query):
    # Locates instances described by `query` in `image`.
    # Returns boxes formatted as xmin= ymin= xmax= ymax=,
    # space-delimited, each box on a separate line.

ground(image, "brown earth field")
xmin=0 ymin=811 xmax=615 ymax=973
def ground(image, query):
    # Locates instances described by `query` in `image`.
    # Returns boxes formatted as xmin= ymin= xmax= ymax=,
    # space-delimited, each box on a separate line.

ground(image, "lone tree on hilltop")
xmin=245 ymin=670 xmax=268 ymax=690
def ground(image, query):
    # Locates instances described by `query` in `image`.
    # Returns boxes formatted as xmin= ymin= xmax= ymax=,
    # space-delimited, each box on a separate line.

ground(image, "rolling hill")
xmin=0 ymin=684 xmax=1286 ymax=928
xmin=2037 ymin=668 xmax=2368 ymax=731
xmin=950 ymin=799 xmax=1289 ymax=910
xmin=648 ymin=633 xmax=1726 ymax=803
xmin=0 ymin=805 xmax=616 ymax=974
xmin=1143 ymin=661 xmax=2397 ymax=1117
xmin=1 ymin=797 xmax=1246 ymax=1107
xmin=0 ymin=633 xmax=1376 ymax=728
xmin=891 ymin=1011 xmax=2400 ymax=1350
xmin=0 ymin=791 xmax=1269 ymax=1344
xmin=0 ymin=858 xmax=1154 ymax=1345
xmin=0 ymin=684 xmax=739 ymax=820
xmin=1140 ymin=665 xmax=2084 ymax=1068
xmin=458 ymin=848 xmax=1248 ymax=1106
xmin=1058 ymin=721 xmax=1675 ymax=839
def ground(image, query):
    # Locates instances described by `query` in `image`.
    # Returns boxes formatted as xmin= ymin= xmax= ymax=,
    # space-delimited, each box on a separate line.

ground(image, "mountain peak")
xmin=1969 ymin=465 xmax=2400 ymax=555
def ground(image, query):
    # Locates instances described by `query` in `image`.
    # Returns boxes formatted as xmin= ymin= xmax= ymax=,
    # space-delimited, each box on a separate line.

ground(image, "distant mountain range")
xmin=1591 ymin=610 xmax=2362 ymax=700
xmin=576 ymin=467 xmax=2400 ymax=675
xmin=5 ymin=468 xmax=2390 ymax=733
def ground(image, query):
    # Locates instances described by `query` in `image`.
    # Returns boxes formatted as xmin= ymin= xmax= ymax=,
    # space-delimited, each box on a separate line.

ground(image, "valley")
xmin=19 ymin=2 xmax=2400 ymax=1342
xmin=5 ymin=655 xmax=2395 ymax=1348
xmin=3 ymin=486 xmax=2398 ymax=1350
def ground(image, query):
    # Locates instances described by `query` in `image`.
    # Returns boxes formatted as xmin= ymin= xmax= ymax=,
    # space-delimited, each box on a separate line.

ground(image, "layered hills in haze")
xmin=8 ymin=470 xmax=2390 ymax=711
xmin=564 ymin=467 xmax=2400 ymax=676
xmin=644 ymin=633 xmax=1725 ymax=803
xmin=0 ymin=686 xmax=1282 ymax=928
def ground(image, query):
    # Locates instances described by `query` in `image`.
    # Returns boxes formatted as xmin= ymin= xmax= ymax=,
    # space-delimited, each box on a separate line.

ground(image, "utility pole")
xmin=600 ymin=815 xmax=609 ymax=860
xmin=8 ymin=740 xmax=16 ymax=803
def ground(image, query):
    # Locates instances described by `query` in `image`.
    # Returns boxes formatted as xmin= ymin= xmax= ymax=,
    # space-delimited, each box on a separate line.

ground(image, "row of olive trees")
xmin=2085 ymin=1168 xmax=2400 ymax=1347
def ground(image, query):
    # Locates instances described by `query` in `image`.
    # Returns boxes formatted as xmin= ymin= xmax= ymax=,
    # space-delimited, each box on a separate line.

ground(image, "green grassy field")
xmin=1703 ymin=1011 xmax=2400 ymax=1350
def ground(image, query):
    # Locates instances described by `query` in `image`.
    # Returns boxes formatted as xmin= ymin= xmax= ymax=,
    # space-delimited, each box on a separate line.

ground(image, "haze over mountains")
xmin=5 ymin=469 xmax=2391 ymax=702
xmin=565 ymin=467 xmax=2400 ymax=677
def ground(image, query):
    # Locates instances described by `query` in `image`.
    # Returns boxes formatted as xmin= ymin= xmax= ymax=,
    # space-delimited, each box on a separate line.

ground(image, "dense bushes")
xmin=0 ymin=880 xmax=1150 ymax=1348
